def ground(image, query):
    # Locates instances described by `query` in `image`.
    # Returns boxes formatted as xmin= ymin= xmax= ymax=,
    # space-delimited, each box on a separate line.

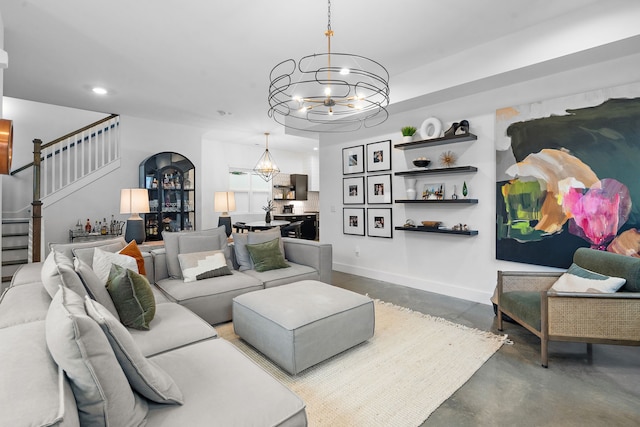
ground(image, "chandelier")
xmin=268 ymin=0 xmax=390 ymax=133
xmin=253 ymin=132 xmax=280 ymax=182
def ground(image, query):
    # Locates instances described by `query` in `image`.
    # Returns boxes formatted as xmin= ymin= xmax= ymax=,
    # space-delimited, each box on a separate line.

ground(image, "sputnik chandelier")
xmin=253 ymin=132 xmax=280 ymax=182
xmin=268 ymin=0 xmax=390 ymax=133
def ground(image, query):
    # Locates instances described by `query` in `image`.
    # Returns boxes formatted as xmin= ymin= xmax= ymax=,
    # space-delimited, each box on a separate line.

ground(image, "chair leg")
xmin=541 ymin=338 xmax=548 ymax=368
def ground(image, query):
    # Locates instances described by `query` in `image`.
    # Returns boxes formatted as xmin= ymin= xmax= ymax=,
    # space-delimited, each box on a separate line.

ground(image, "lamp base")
xmin=124 ymin=218 xmax=145 ymax=244
xmin=218 ymin=216 xmax=232 ymax=237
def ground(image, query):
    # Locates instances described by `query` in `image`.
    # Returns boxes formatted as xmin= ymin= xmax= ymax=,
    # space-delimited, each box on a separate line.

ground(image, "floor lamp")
xmin=120 ymin=188 xmax=150 ymax=244
xmin=214 ymin=191 xmax=236 ymax=237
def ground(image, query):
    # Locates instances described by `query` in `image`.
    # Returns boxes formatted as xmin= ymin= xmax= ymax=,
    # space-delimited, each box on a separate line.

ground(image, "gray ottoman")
xmin=232 ymin=280 xmax=374 ymax=375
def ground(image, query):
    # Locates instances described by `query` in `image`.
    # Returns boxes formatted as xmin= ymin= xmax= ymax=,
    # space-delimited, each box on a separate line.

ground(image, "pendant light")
xmin=253 ymin=132 xmax=280 ymax=182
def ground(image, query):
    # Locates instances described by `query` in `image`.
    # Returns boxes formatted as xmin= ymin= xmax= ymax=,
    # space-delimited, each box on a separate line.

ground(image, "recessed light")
xmin=92 ymin=87 xmax=108 ymax=95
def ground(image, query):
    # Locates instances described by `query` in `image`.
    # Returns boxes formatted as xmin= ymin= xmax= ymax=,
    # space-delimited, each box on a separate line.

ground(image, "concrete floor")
xmin=331 ymin=271 xmax=640 ymax=427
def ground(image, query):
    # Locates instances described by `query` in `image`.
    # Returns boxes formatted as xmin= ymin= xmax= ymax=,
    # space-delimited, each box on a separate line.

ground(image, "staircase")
xmin=1 ymin=218 xmax=30 ymax=289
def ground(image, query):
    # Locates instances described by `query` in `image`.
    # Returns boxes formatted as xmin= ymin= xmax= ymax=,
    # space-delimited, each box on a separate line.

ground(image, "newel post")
xmin=32 ymin=139 xmax=42 ymax=262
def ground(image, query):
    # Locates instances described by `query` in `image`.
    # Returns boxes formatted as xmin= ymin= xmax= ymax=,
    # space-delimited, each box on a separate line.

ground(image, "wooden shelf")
xmin=394 ymin=133 xmax=477 ymax=150
xmin=395 ymin=199 xmax=478 ymax=204
xmin=395 ymin=226 xmax=478 ymax=236
xmin=395 ymin=166 xmax=478 ymax=176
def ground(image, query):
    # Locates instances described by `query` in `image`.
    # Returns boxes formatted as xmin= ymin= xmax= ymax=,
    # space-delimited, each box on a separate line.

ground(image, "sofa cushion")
xmin=0 ymin=320 xmax=80 ymax=427
xmin=162 ymin=226 xmax=228 ymax=279
xmin=500 ymin=291 xmax=541 ymax=331
xmin=551 ymin=263 xmax=626 ymax=293
xmin=85 ymin=297 xmax=184 ymax=405
xmin=146 ymin=339 xmax=307 ymax=427
xmin=93 ymin=246 xmax=139 ymax=285
xmin=45 ymin=286 xmax=148 ymax=427
xmin=246 ymin=238 xmax=290 ymax=272
xmin=106 ymin=264 xmax=156 ymax=330
xmin=49 ymin=236 xmax=126 ymax=261
xmin=41 ymin=250 xmax=87 ymax=298
xmin=178 ymin=250 xmax=232 ymax=282
xmin=119 ymin=240 xmax=147 ymax=276
xmin=243 ymin=262 xmax=318 ymax=289
xmin=574 ymin=247 xmax=640 ymax=292
xmin=127 ymin=302 xmax=217 ymax=357
xmin=72 ymin=240 xmax=127 ymax=267
xmin=0 ymin=282 xmax=50 ymax=328
xmin=233 ymin=228 xmax=285 ymax=271
xmin=74 ymin=258 xmax=120 ymax=319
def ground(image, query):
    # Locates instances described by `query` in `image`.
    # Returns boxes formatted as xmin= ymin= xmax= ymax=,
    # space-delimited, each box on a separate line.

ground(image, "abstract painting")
xmin=496 ymin=82 xmax=640 ymax=268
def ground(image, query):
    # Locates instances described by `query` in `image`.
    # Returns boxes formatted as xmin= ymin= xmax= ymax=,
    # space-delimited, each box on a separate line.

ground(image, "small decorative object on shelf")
xmin=452 ymin=223 xmax=469 ymax=231
xmin=406 ymin=178 xmax=417 ymax=200
xmin=412 ymin=157 xmax=430 ymax=168
xmin=420 ymin=117 xmax=443 ymax=140
xmin=462 ymin=181 xmax=468 ymax=198
xmin=420 ymin=221 xmax=442 ymax=228
xmin=423 ymin=183 xmax=444 ymax=200
xmin=451 ymin=185 xmax=459 ymax=200
xmin=401 ymin=126 xmax=417 ymax=143
xmin=443 ymin=119 xmax=470 ymax=137
xmin=404 ymin=219 xmax=416 ymax=227
xmin=439 ymin=150 xmax=457 ymax=168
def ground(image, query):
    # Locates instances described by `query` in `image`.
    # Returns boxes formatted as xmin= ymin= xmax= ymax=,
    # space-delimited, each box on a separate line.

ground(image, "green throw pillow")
xmin=106 ymin=264 xmax=156 ymax=330
xmin=246 ymin=238 xmax=290 ymax=272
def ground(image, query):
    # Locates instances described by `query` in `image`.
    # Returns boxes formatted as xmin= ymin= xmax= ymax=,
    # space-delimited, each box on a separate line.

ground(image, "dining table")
xmin=244 ymin=220 xmax=290 ymax=231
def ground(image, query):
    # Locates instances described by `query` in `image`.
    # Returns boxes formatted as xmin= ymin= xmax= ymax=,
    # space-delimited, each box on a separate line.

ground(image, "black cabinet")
xmin=291 ymin=174 xmax=308 ymax=200
xmin=139 ymin=152 xmax=195 ymax=241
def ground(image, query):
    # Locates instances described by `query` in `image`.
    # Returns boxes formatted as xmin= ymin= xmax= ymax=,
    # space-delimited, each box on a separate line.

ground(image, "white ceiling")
xmin=0 ymin=0 xmax=620 ymax=152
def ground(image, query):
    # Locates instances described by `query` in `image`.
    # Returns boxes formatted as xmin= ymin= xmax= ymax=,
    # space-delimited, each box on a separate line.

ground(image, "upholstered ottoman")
xmin=232 ymin=280 xmax=375 ymax=374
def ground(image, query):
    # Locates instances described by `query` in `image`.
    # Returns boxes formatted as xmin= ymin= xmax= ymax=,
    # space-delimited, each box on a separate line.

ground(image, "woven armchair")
xmin=496 ymin=248 xmax=640 ymax=367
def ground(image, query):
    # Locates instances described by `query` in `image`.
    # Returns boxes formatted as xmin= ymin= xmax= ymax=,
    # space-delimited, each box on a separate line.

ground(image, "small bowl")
xmin=420 ymin=221 xmax=442 ymax=228
xmin=413 ymin=159 xmax=431 ymax=168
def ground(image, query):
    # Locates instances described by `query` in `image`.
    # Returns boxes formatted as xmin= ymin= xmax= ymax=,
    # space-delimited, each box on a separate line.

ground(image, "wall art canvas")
xmin=366 ymin=140 xmax=391 ymax=172
xmin=367 ymin=208 xmax=392 ymax=238
xmin=343 ymin=176 xmax=365 ymax=205
xmin=496 ymin=82 xmax=640 ymax=268
xmin=367 ymin=174 xmax=392 ymax=204
xmin=343 ymin=145 xmax=364 ymax=174
xmin=344 ymin=208 xmax=365 ymax=236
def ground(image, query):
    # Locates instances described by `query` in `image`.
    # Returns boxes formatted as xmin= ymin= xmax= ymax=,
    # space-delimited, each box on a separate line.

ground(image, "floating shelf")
xmin=394 ymin=133 xmax=477 ymax=150
xmin=395 ymin=199 xmax=478 ymax=204
xmin=395 ymin=226 xmax=478 ymax=236
xmin=395 ymin=166 xmax=478 ymax=176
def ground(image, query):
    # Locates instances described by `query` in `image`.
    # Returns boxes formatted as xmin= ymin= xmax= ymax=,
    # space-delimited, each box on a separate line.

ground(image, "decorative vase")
xmin=462 ymin=181 xmax=468 ymax=198
xmin=406 ymin=178 xmax=417 ymax=200
xmin=265 ymin=211 xmax=271 ymax=224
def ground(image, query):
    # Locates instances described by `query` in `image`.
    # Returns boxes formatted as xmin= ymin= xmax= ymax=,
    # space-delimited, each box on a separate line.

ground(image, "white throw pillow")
xmin=178 ymin=250 xmax=232 ymax=282
xmin=92 ymin=247 xmax=138 ymax=285
xmin=551 ymin=263 xmax=626 ymax=293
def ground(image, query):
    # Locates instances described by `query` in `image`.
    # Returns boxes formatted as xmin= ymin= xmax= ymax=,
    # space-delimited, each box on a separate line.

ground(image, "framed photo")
xmin=367 ymin=208 xmax=393 ymax=238
xmin=422 ymin=182 xmax=445 ymax=200
xmin=367 ymin=174 xmax=392 ymax=204
xmin=366 ymin=140 xmax=391 ymax=172
xmin=343 ymin=208 xmax=365 ymax=236
xmin=342 ymin=145 xmax=364 ymax=174
xmin=343 ymin=176 xmax=365 ymax=204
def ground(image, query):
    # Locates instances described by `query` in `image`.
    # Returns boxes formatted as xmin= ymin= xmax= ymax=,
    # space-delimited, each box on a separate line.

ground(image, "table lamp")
xmin=214 ymin=191 xmax=236 ymax=236
xmin=120 ymin=188 xmax=150 ymax=244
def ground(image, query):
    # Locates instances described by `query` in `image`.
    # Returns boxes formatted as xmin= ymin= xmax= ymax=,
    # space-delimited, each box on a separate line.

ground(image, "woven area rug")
xmin=216 ymin=300 xmax=507 ymax=426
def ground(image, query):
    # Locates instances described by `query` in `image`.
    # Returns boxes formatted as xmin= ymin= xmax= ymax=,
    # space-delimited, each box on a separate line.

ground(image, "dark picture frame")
xmin=343 ymin=208 xmax=365 ymax=236
xmin=366 ymin=174 xmax=392 ymax=204
xmin=343 ymin=176 xmax=365 ymax=204
xmin=342 ymin=145 xmax=365 ymax=175
xmin=366 ymin=140 xmax=391 ymax=172
xmin=367 ymin=208 xmax=393 ymax=238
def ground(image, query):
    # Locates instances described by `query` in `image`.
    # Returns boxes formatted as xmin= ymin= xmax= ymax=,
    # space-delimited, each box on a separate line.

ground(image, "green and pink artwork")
xmin=496 ymin=82 xmax=640 ymax=268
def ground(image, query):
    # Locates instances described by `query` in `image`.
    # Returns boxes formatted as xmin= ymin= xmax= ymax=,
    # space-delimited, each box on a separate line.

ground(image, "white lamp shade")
xmin=120 ymin=188 xmax=150 ymax=215
xmin=214 ymin=191 xmax=236 ymax=214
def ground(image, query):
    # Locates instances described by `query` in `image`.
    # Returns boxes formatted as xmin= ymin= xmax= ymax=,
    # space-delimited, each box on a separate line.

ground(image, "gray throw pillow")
xmin=162 ymin=226 xmax=227 ymax=278
xmin=85 ymin=297 xmax=184 ymax=405
xmin=45 ymin=286 xmax=148 ymax=427
xmin=41 ymin=250 xmax=88 ymax=298
xmin=74 ymin=258 xmax=120 ymax=320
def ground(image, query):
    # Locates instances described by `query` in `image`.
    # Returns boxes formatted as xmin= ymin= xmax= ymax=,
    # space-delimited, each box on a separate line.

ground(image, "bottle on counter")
xmin=85 ymin=219 xmax=91 ymax=233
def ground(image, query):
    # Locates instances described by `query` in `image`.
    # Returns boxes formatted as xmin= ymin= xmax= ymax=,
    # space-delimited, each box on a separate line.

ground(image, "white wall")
xmin=319 ymin=52 xmax=640 ymax=305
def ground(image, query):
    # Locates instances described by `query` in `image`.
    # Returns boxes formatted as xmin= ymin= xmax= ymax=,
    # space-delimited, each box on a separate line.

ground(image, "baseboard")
xmin=332 ymin=262 xmax=493 ymax=305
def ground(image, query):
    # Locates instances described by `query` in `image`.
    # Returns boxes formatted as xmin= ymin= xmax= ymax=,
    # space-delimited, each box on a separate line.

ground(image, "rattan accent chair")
xmin=496 ymin=248 xmax=640 ymax=367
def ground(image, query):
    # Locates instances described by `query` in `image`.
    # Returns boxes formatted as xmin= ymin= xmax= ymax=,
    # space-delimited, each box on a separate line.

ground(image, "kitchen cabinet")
xmin=273 ymin=174 xmax=308 ymax=200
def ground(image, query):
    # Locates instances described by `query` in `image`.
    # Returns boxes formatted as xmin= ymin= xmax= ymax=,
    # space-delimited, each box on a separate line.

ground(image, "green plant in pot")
xmin=401 ymin=126 xmax=417 ymax=142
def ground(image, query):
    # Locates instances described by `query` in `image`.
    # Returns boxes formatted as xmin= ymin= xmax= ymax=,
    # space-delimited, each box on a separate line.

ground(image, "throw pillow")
xmin=233 ymin=228 xmax=285 ymax=271
xmin=49 ymin=236 xmax=126 ymax=261
xmin=551 ymin=263 xmax=626 ymax=293
xmin=162 ymin=226 xmax=227 ymax=278
xmin=178 ymin=250 xmax=232 ymax=282
xmin=93 ymin=247 xmax=139 ymax=285
xmin=74 ymin=258 xmax=120 ymax=320
xmin=72 ymin=241 xmax=127 ymax=267
xmin=178 ymin=234 xmax=234 ymax=270
xmin=106 ymin=264 xmax=156 ymax=330
xmin=119 ymin=240 xmax=147 ymax=276
xmin=41 ymin=250 xmax=88 ymax=298
xmin=84 ymin=297 xmax=183 ymax=405
xmin=246 ymin=238 xmax=290 ymax=272
xmin=45 ymin=286 xmax=148 ymax=427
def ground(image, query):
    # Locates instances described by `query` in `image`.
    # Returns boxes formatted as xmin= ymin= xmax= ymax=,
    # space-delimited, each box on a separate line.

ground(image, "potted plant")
xmin=262 ymin=199 xmax=275 ymax=224
xmin=401 ymin=126 xmax=417 ymax=143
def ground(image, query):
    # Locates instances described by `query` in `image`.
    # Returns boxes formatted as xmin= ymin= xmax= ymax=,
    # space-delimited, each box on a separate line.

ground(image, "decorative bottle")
xmin=85 ymin=219 xmax=91 ymax=233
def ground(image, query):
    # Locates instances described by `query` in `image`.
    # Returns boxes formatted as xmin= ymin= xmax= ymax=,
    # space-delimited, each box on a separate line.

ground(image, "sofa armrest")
xmin=497 ymin=270 xmax=562 ymax=296
xmin=142 ymin=252 xmax=154 ymax=284
xmin=282 ymin=238 xmax=332 ymax=284
xmin=151 ymin=248 xmax=169 ymax=283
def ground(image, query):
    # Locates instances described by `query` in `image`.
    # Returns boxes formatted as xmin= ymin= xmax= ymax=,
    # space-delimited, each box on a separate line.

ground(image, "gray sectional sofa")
xmin=0 ymin=227 xmax=332 ymax=426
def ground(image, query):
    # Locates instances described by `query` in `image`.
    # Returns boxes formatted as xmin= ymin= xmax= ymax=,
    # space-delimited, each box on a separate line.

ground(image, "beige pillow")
xmin=162 ymin=226 xmax=227 ymax=279
xmin=178 ymin=250 xmax=233 ymax=282
xmin=92 ymin=247 xmax=139 ymax=285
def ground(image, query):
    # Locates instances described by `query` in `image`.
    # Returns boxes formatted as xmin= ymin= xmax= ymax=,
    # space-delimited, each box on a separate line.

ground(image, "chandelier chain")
xmin=327 ymin=0 xmax=331 ymax=32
